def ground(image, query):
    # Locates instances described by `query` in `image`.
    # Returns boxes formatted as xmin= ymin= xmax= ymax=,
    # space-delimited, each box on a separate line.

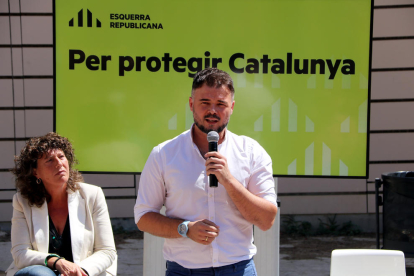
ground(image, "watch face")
xmin=178 ymin=224 xmax=186 ymax=234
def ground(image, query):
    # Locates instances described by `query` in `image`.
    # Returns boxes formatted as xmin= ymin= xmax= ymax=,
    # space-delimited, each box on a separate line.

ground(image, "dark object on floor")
xmin=376 ymin=172 xmax=414 ymax=258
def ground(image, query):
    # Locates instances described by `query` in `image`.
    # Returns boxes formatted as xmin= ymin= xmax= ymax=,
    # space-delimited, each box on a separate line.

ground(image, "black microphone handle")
xmin=208 ymin=141 xmax=218 ymax=188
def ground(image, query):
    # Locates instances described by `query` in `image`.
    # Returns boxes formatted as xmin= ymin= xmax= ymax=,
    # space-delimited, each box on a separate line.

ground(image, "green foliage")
xmin=316 ymin=215 xmax=339 ymax=234
xmin=338 ymin=221 xmax=362 ymax=236
xmin=282 ymin=215 xmax=362 ymax=237
xmin=316 ymin=215 xmax=361 ymax=236
xmin=282 ymin=215 xmax=312 ymax=237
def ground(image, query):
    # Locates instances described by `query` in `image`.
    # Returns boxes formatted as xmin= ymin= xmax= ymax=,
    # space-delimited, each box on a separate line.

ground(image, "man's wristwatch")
xmin=178 ymin=221 xmax=190 ymax=237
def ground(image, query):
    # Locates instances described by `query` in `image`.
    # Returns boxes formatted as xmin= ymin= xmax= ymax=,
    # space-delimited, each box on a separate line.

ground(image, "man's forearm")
xmin=224 ymin=178 xmax=278 ymax=231
xmin=137 ymin=212 xmax=184 ymax=238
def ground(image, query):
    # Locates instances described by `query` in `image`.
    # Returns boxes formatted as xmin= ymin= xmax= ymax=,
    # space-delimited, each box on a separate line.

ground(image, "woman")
xmin=6 ymin=133 xmax=117 ymax=276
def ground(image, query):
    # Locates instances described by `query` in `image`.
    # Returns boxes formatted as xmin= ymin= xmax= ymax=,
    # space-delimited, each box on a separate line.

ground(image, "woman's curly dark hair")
xmin=11 ymin=132 xmax=83 ymax=207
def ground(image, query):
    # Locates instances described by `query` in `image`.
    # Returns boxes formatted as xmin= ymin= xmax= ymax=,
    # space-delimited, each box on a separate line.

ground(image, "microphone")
xmin=207 ymin=131 xmax=219 ymax=188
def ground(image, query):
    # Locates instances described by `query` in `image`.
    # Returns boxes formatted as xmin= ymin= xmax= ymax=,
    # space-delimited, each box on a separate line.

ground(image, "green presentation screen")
xmin=54 ymin=0 xmax=372 ymax=177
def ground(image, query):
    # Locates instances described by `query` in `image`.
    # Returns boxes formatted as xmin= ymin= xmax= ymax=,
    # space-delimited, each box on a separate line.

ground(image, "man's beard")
xmin=194 ymin=114 xmax=229 ymax=134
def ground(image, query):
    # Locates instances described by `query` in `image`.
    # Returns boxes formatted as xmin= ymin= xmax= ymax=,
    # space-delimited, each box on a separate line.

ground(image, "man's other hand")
xmin=187 ymin=219 xmax=220 ymax=245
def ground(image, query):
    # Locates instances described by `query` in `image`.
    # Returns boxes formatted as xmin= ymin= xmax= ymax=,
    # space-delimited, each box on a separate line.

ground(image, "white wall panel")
xmin=143 ymin=206 xmax=165 ymax=276
xmin=0 ymin=172 xmax=15 ymax=190
xmin=14 ymin=110 xmax=25 ymax=138
xmin=10 ymin=16 xmax=21 ymax=45
xmin=0 ymin=80 xmax=13 ymax=107
xmin=82 ymin=174 xmax=135 ymax=188
xmin=279 ymin=178 xmax=366 ymax=193
xmin=278 ymin=195 xmax=367 ymax=214
xmin=12 ymin=79 xmax=24 ymax=106
xmin=371 ymin=102 xmax=414 ymax=130
xmin=106 ymin=198 xmax=135 ymax=218
xmin=372 ymin=40 xmax=414 ymax=68
xmin=371 ymin=71 xmax=414 ymax=100
xmin=0 ymin=17 xmax=11 ymax=44
xmin=0 ymin=0 xmax=413 ymax=224
xmin=0 ymin=48 xmax=12 ymax=75
xmin=8 ymin=0 xmax=20 ymax=13
xmin=23 ymin=48 xmax=53 ymax=75
xmin=254 ymin=211 xmax=280 ymax=276
xmin=370 ymin=133 xmax=414 ymax=161
xmin=0 ymin=191 xmax=16 ymax=200
xmin=102 ymin=188 xmax=136 ymax=197
xmin=367 ymin=194 xmax=377 ymax=214
xmin=369 ymin=163 xmax=414 ymax=181
xmin=373 ymin=8 xmax=414 ymax=37
xmin=11 ymin=47 xmax=23 ymax=76
xmin=20 ymin=0 xmax=52 ymax=13
xmin=24 ymin=79 xmax=53 ymax=106
xmin=143 ymin=232 xmax=165 ymax=276
xmin=0 ymin=1 xmax=9 ymax=13
xmin=0 ymin=202 xmax=13 ymax=221
xmin=15 ymin=141 xmax=26 ymax=156
xmin=25 ymin=110 xmax=53 ymax=137
xmin=0 ymin=142 xmax=15 ymax=168
xmin=22 ymin=16 xmax=52 ymax=44
xmin=375 ymin=0 xmax=414 ymax=5
xmin=0 ymin=111 xmax=14 ymax=138
xmin=367 ymin=181 xmax=376 ymax=192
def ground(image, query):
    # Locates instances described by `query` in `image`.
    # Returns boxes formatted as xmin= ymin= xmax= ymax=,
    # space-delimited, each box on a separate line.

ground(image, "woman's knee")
xmin=15 ymin=265 xmax=57 ymax=276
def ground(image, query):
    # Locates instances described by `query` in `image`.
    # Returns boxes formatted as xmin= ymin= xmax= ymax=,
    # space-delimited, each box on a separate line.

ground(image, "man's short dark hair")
xmin=192 ymin=68 xmax=235 ymax=98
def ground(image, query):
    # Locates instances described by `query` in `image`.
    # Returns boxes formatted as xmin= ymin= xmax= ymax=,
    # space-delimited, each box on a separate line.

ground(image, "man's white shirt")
xmin=134 ymin=127 xmax=277 ymax=269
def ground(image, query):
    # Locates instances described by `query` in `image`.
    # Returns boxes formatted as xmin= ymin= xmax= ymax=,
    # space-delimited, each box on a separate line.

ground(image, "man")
xmin=134 ymin=67 xmax=277 ymax=276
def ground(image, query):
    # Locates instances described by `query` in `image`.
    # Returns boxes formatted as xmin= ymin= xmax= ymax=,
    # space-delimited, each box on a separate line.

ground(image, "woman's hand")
xmin=54 ymin=258 xmax=88 ymax=276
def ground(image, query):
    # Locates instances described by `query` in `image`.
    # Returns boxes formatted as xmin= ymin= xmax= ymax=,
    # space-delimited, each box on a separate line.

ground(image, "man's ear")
xmin=189 ymin=97 xmax=194 ymax=112
xmin=230 ymin=100 xmax=235 ymax=115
